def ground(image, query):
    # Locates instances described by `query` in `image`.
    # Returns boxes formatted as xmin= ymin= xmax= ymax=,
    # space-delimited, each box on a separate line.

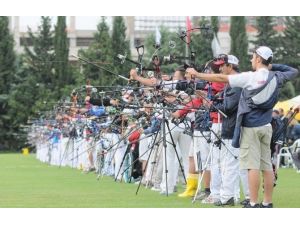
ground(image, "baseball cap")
xmin=227 ymin=55 xmax=239 ymax=65
xmin=213 ymin=54 xmax=239 ymax=66
xmin=255 ymin=46 xmax=273 ymax=60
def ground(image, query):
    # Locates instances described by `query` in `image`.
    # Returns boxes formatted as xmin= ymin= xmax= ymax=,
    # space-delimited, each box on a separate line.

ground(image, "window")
xmin=76 ymin=37 xmax=94 ymax=46
xmin=20 ymin=37 xmax=33 ymax=46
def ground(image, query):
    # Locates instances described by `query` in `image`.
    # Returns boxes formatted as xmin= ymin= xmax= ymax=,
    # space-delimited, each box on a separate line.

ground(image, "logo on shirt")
xmin=257 ymin=80 xmax=267 ymax=85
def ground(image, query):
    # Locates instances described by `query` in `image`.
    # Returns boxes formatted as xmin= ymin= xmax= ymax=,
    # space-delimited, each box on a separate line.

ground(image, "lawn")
xmin=0 ymin=153 xmax=299 ymax=208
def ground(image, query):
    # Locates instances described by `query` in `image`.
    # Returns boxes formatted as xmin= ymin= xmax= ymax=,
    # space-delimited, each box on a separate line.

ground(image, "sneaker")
xmin=195 ymin=191 xmax=210 ymax=201
xmin=134 ymin=180 xmax=146 ymax=186
xmin=151 ymin=186 xmax=161 ymax=192
xmin=201 ymin=195 xmax=217 ymax=204
xmin=260 ymin=203 xmax=273 ymax=208
xmin=243 ymin=202 xmax=260 ymax=208
xmin=83 ymin=167 xmax=96 ymax=173
xmin=160 ymin=190 xmax=174 ymax=195
xmin=214 ymin=197 xmax=235 ymax=207
xmin=240 ymin=198 xmax=250 ymax=206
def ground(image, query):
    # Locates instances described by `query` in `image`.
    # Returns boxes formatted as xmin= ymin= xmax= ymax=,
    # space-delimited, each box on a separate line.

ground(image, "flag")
xmin=155 ymin=26 xmax=161 ymax=47
xmin=186 ymin=16 xmax=192 ymax=43
xmin=211 ymin=33 xmax=222 ymax=57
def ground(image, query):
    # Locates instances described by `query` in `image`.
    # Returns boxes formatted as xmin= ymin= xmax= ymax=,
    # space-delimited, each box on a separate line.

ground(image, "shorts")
xmin=239 ymin=126 xmax=273 ymax=171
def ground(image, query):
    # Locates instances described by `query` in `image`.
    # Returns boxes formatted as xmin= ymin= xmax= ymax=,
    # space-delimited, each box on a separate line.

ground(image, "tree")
xmin=211 ymin=16 xmax=219 ymax=36
xmin=278 ymin=16 xmax=300 ymax=95
xmin=79 ymin=17 xmax=113 ymax=86
xmin=230 ymin=16 xmax=249 ymax=71
xmin=24 ymin=16 xmax=55 ymax=91
xmin=22 ymin=16 xmax=57 ymax=111
xmin=111 ymin=16 xmax=131 ymax=83
xmin=7 ymin=17 xmax=56 ymax=150
xmin=252 ymin=16 xmax=278 ymax=52
xmin=54 ymin=16 xmax=70 ymax=96
xmin=278 ymin=81 xmax=296 ymax=101
xmin=8 ymin=56 xmax=50 ymax=149
xmin=191 ymin=18 xmax=214 ymax=67
xmin=0 ymin=16 xmax=16 ymax=149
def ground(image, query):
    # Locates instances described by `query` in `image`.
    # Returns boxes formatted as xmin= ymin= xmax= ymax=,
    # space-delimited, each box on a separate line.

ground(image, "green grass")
xmin=0 ymin=153 xmax=299 ymax=208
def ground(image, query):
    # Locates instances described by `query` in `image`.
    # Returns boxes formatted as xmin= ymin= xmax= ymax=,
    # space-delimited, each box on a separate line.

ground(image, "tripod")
xmin=135 ymin=130 xmax=161 ymax=194
xmin=191 ymin=129 xmax=213 ymax=203
xmin=134 ymin=105 xmax=188 ymax=196
xmin=114 ymin=122 xmax=155 ymax=183
xmin=192 ymin=115 xmax=238 ymax=203
xmin=96 ymin=131 xmax=114 ymax=180
xmin=59 ymin=126 xmax=78 ymax=168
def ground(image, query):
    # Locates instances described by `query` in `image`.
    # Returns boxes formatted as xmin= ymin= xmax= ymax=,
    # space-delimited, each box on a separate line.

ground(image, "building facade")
xmin=9 ymin=16 xmax=285 ymax=60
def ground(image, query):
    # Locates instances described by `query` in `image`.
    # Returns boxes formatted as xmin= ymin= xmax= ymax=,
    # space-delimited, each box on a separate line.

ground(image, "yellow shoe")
xmin=178 ymin=174 xmax=198 ymax=198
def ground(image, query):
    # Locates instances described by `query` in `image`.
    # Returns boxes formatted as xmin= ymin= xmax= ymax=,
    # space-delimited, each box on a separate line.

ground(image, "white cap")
xmin=255 ymin=46 xmax=273 ymax=60
xmin=214 ymin=54 xmax=239 ymax=66
xmin=227 ymin=55 xmax=239 ymax=65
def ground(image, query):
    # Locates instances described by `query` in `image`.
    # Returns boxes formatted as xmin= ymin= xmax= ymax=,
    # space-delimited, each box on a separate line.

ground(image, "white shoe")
xmin=201 ymin=195 xmax=217 ymax=204
xmin=160 ymin=190 xmax=174 ymax=195
xmin=195 ymin=191 xmax=210 ymax=201
xmin=151 ymin=186 xmax=161 ymax=192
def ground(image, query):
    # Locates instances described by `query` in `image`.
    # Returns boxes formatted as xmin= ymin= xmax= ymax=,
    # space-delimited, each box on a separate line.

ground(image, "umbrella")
xmin=274 ymin=95 xmax=300 ymax=120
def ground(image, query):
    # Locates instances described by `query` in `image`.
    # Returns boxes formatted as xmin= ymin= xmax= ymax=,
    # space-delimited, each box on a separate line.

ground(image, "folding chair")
xmin=277 ymin=139 xmax=300 ymax=169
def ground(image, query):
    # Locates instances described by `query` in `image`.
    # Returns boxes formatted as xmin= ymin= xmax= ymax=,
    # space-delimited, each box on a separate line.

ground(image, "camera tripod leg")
xmin=159 ymin=110 xmax=189 ymax=196
xmin=96 ymin=144 xmax=105 ymax=180
xmin=114 ymin=143 xmax=129 ymax=182
xmin=209 ymin=128 xmax=238 ymax=160
xmin=161 ymin=114 xmax=169 ymax=196
xmin=136 ymin=131 xmax=161 ymax=195
xmin=192 ymin=142 xmax=213 ymax=203
xmin=59 ymin=137 xmax=73 ymax=168
xmin=120 ymin=133 xmax=155 ymax=179
xmin=165 ymin=121 xmax=187 ymax=185
xmin=146 ymin=137 xmax=162 ymax=188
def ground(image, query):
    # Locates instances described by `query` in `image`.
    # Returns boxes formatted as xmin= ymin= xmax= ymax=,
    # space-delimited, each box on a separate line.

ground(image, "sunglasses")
xmin=215 ymin=54 xmax=228 ymax=63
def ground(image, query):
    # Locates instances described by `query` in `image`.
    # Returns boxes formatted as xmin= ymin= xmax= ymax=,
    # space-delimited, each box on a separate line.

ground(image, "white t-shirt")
xmin=160 ymin=79 xmax=179 ymax=91
xmin=228 ymin=67 xmax=272 ymax=127
xmin=228 ymin=68 xmax=269 ymax=90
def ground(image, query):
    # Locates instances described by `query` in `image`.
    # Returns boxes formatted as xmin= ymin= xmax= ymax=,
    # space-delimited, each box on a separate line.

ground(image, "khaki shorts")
xmin=239 ymin=126 xmax=273 ymax=171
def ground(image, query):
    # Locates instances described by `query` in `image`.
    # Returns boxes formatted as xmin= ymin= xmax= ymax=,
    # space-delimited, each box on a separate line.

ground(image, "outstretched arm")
xmin=186 ymin=68 xmax=229 ymax=83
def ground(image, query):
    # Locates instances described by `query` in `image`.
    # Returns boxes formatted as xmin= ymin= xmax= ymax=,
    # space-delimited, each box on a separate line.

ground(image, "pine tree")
xmin=192 ymin=18 xmax=214 ymax=67
xmin=211 ymin=16 xmax=219 ymax=36
xmin=8 ymin=55 xmax=49 ymax=149
xmin=111 ymin=16 xmax=131 ymax=83
xmin=230 ymin=16 xmax=249 ymax=71
xmin=79 ymin=17 xmax=113 ymax=86
xmin=279 ymin=16 xmax=300 ymax=95
xmin=22 ymin=16 xmax=57 ymax=114
xmin=252 ymin=16 xmax=278 ymax=51
xmin=278 ymin=81 xmax=296 ymax=100
xmin=24 ymin=16 xmax=55 ymax=91
xmin=0 ymin=16 xmax=16 ymax=149
xmin=54 ymin=16 xmax=70 ymax=95
xmin=7 ymin=17 xmax=56 ymax=149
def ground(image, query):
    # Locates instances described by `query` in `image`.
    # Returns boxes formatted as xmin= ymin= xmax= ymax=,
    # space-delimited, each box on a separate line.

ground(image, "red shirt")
xmin=177 ymin=98 xmax=202 ymax=118
xmin=208 ymin=82 xmax=225 ymax=123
